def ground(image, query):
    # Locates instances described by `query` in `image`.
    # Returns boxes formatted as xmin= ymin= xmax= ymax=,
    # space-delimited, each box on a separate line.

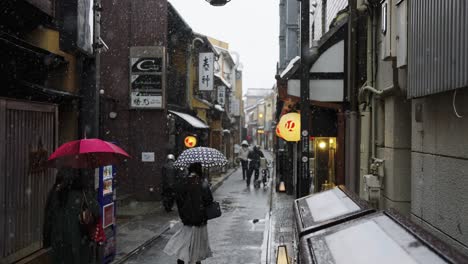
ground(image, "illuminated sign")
xmin=184 ymin=136 xmax=197 ymax=148
xmin=277 ymin=113 xmax=300 ymax=142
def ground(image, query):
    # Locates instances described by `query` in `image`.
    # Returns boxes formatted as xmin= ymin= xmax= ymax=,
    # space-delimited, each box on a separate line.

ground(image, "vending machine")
xmin=97 ymin=165 xmax=117 ymax=263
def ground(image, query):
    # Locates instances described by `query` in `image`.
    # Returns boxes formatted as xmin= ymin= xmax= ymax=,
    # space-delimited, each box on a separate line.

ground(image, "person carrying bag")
xmin=164 ymin=162 xmax=216 ymax=264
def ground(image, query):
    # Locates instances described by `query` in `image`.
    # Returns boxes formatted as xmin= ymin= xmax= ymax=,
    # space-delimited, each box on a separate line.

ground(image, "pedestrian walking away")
xmin=43 ymin=168 xmax=100 ymax=264
xmin=162 ymin=154 xmax=177 ymax=212
xmin=246 ymin=145 xmax=264 ymax=188
xmin=164 ymin=162 xmax=214 ymax=264
xmin=238 ymin=140 xmax=250 ymax=180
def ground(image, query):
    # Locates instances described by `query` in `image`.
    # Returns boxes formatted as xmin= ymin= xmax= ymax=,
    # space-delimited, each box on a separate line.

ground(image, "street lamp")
xmin=206 ymin=0 xmax=231 ymax=6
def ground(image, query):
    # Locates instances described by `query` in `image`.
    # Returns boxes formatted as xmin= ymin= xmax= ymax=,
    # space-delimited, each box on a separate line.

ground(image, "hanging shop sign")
xmin=217 ymin=86 xmax=226 ymax=106
xmin=129 ymin=46 xmax=166 ymax=109
xmin=278 ymin=112 xmax=301 ymax=142
xmin=58 ymin=0 xmax=94 ymax=55
xmin=199 ymin=52 xmax=214 ymax=91
xmin=184 ymin=136 xmax=198 ymax=148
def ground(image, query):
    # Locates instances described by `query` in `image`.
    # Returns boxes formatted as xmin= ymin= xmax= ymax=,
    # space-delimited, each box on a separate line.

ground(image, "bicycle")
xmin=255 ymin=158 xmax=271 ymax=189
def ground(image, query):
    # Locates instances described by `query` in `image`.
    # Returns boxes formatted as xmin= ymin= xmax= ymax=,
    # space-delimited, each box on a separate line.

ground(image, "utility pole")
xmin=298 ymin=0 xmax=310 ymax=198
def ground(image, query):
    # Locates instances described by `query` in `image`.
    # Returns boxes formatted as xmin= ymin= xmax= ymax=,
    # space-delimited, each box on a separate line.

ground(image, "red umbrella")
xmin=48 ymin=138 xmax=131 ymax=168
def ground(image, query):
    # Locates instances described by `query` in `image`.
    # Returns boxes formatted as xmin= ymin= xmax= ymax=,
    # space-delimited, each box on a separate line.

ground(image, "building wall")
xmin=311 ymin=0 xmax=347 ymax=41
xmin=278 ymin=0 xmax=299 ymax=73
xmin=101 ymin=0 xmax=168 ymax=200
xmin=411 ymin=89 xmax=468 ymax=255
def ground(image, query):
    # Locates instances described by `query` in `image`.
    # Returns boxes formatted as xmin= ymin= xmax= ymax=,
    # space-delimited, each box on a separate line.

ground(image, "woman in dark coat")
xmin=164 ymin=162 xmax=214 ymax=264
xmin=43 ymin=168 xmax=99 ymax=264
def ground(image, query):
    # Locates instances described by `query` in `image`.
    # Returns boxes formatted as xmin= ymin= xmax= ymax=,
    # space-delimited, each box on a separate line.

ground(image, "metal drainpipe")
xmin=347 ymin=0 xmax=359 ymax=193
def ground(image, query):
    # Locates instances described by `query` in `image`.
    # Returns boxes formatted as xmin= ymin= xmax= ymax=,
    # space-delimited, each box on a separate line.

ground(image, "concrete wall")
xmin=278 ymin=0 xmax=299 ymax=72
xmin=411 ymin=89 xmax=468 ymax=254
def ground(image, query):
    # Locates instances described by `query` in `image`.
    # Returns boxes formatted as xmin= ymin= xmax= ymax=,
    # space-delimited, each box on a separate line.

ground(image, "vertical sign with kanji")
xmin=199 ymin=52 xmax=214 ymax=91
xmin=217 ymin=86 xmax=226 ymax=106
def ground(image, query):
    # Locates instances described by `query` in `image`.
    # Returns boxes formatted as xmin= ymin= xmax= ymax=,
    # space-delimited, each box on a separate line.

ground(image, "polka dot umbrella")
xmin=173 ymin=147 xmax=228 ymax=168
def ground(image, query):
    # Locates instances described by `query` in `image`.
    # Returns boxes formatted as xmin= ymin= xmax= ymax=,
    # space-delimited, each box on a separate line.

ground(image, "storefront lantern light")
xmin=318 ymin=141 xmax=327 ymax=150
xmin=184 ymin=136 xmax=197 ymax=148
xmin=276 ymin=127 xmax=283 ymax=139
xmin=277 ymin=113 xmax=301 ymax=142
xmin=276 ymin=237 xmax=290 ymax=264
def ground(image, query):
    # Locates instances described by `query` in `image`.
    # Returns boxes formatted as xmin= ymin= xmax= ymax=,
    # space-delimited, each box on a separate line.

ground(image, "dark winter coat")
xmin=248 ymin=148 xmax=264 ymax=170
xmin=162 ymin=160 xmax=177 ymax=187
xmin=44 ymin=187 xmax=99 ymax=264
xmin=175 ymin=176 xmax=214 ymax=227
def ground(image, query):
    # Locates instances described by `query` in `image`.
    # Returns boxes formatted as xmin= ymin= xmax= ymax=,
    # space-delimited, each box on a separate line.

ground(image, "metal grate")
xmin=1 ymin=99 xmax=57 ymax=262
xmin=408 ymin=0 xmax=468 ymax=98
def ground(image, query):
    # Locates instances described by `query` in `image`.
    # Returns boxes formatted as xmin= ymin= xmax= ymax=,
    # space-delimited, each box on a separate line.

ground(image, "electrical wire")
xmin=452 ymin=89 xmax=463 ymax=118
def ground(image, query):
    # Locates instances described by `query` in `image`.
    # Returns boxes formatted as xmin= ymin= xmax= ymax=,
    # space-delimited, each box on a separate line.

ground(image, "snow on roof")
xmin=280 ymin=56 xmax=301 ymax=79
xmin=168 ymin=110 xmax=209 ymax=129
xmin=214 ymin=73 xmax=232 ymax=88
xmin=214 ymin=104 xmax=225 ymax=112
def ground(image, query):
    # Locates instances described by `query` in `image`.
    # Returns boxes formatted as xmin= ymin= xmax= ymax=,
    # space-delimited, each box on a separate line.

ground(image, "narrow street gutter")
xmin=262 ymin=153 xmax=275 ymax=264
xmin=112 ymin=167 xmax=239 ymax=264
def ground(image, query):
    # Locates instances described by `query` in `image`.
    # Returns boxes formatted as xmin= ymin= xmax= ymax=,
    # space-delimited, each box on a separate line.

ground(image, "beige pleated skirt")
xmin=164 ymin=224 xmax=212 ymax=263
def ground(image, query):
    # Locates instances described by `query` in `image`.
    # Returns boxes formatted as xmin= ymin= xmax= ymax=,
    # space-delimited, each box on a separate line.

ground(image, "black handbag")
xmin=205 ymin=201 xmax=222 ymax=220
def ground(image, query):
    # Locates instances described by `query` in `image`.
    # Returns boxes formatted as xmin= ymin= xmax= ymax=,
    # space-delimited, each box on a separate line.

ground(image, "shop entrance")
xmin=311 ymin=137 xmax=337 ymax=192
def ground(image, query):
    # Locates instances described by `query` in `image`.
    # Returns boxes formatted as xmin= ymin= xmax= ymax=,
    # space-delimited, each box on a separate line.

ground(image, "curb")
xmin=112 ymin=167 xmax=239 ymax=263
xmin=112 ymin=224 xmax=171 ymax=264
xmin=211 ymin=167 xmax=238 ymax=192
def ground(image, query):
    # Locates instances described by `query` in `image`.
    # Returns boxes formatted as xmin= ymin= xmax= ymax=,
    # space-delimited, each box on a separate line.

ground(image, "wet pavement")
xmin=124 ymin=165 xmax=272 ymax=264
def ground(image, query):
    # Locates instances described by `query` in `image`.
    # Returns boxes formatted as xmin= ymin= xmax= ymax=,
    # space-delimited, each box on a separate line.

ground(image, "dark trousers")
xmin=246 ymin=167 xmax=259 ymax=186
xmin=177 ymin=260 xmax=201 ymax=264
xmin=241 ymin=160 xmax=248 ymax=180
xmin=162 ymin=186 xmax=175 ymax=211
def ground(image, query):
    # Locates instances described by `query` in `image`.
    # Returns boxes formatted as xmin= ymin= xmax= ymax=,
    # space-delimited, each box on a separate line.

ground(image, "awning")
xmin=169 ymin=110 xmax=209 ymax=129
xmin=0 ymin=80 xmax=80 ymax=103
xmin=214 ymin=73 xmax=232 ymax=88
xmin=0 ymin=31 xmax=65 ymax=66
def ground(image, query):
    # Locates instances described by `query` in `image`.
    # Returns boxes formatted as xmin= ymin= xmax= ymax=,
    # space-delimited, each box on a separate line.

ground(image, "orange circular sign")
xmin=184 ymin=136 xmax=197 ymax=148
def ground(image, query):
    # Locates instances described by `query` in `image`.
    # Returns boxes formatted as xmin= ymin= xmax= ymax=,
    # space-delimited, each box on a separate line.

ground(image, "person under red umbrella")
xmin=48 ymin=138 xmax=130 ymax=169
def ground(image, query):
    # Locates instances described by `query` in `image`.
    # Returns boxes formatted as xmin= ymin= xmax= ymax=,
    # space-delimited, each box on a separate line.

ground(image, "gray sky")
xmin=169 ymin=0 xmax=279 ymax=94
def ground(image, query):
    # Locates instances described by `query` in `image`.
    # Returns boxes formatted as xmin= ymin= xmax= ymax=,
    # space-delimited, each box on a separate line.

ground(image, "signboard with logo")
xmin=217 ymin=86 xmax=226 ymax=106
xmin=58 ymin=0 xmax=94 ymax=56
xmin=129 ymin=46 xmax=166 ymax=109
xmin=199 ymin=53 xmax=214 ymax=91
xmin=230 ymin=96 xmax=240 ymax=116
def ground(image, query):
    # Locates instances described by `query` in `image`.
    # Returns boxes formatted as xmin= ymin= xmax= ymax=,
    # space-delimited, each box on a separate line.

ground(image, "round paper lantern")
xmin=275 ymin=126 xmax=283 ymax=139
xmin=184 ymin=136 xmax=197 ymax=148
xmin=278 ymin=113 xmax=300 ymax=142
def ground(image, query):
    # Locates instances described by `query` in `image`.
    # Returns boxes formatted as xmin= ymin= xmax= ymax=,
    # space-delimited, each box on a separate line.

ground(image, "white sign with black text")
xmin=142 ymin=152 xmax=155 ymax=162
xmin=199 ymin=53 xmax=214 ymax=91
xmin=217 ymin=86 xmax=226 ymax=106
